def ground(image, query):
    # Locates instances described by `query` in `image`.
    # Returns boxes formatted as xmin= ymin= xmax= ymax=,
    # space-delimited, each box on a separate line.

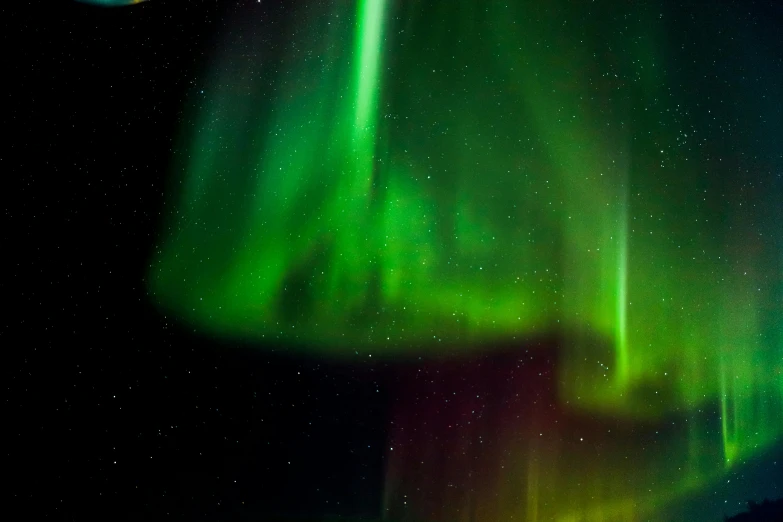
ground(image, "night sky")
xmin=5 ymin=1 xmax=782 ymax=521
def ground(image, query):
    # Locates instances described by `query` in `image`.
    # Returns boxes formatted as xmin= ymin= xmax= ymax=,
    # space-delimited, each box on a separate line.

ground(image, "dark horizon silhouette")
xmin=725 ymin=498 xmax=783 ymax=522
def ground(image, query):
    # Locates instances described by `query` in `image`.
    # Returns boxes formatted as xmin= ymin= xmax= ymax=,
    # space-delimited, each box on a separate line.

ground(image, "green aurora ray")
xmin=149 ymin=0 xmax=782 ymax=483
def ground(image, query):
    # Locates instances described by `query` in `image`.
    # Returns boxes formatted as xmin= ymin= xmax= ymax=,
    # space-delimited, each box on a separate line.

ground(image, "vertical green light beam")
xmin=615 ymin=187 xmax=629 ymax=386
xmin=353 ymin=0 xmax=387 ymax=137
xmin=343 ymin=0 xmax=387 ymax=199
xmin=719 ymin=360 xmax=735 ymax=467
xmin=325 ymin=0 xmax=389 ymax=311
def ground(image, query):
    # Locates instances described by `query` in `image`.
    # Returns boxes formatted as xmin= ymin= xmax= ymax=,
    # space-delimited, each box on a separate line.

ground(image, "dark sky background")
xmin=4 ymin=1 xmax=781 ymax=521
xmin=7 ymin=1 xmax=387 ymax=520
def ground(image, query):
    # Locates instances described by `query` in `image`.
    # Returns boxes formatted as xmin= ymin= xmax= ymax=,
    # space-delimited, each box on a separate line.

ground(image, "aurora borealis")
xmin=147 ymin=0 xmax=782 ymax=520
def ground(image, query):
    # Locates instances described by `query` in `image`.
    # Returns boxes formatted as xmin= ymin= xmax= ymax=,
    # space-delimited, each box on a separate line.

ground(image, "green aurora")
xmin=149 ymin=1 xmax=782 ymax=516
